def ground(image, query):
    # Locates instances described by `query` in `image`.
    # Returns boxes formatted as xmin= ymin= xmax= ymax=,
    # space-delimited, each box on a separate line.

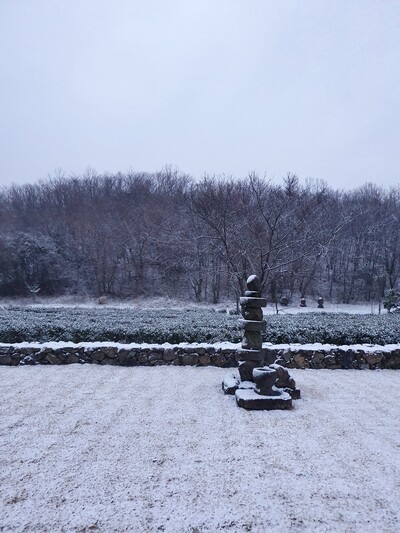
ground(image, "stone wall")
xmin=0 ymin=342 xmax=399 ymax=369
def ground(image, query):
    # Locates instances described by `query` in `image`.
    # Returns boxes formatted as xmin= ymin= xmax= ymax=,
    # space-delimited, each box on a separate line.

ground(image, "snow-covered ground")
xmin=1 ymin=366 xmax=399 ymax=532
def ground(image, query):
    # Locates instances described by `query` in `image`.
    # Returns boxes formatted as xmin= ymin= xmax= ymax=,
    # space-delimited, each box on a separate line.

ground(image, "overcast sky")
xmin=1 ymin=0 xmax=399 ymax=190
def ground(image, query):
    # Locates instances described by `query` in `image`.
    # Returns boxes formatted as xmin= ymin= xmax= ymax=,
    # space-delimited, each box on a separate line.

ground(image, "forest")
xmin=0 ymin=168 xmax=399 ymax=305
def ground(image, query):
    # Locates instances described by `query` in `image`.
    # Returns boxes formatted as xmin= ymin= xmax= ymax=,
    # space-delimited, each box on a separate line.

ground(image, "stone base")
xmin=235 ymin=388 xmax=292 ymax=410
xmin=223 ymin=370 xmax=301 ymax=400
xmin=222 ymin=371 xmax=240 ymax=395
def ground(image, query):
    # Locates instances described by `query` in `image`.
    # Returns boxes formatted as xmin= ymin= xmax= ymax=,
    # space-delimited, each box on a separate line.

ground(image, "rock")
xmin=280 ymin=350 xmax=293 ymax=363
xmin=91 ymin=350 xmax=105 ymax=362
xmin=293 ymin=353 xmax=308 ymax=368
xmin=222 ymin=371 xmax=240 ymax=395
xmin=0 ymin=354 xmax=15 ymax=365
xmin=101 ymin=348 xmax=118 ymax=359
xmin=45 ymin=353 xmax=64 ymax=365
xmin=311 ymin=352 xmax=325 ymax=365
xmin=336 ymin=350 xmax=356 ymax=369
xmin=238 ymin=361 xmax=259 ymax=381
xmin=164 ymin=349 xmax=175 ymax=362
xmin=246 ymin=275 xmax=261 ymax=292
xmin=64 ymin=353 xmax=79 ymax=364
xmin=324 ymin=355 xmax=337 ymax=367
xmin=381 ymin=351 xmax=400 ymax=369
xmin=182 ymin=353 xmax=199 ymax=366
xmin=198 ymin=353 xmax=211 ymax=366
xmin=138 ymin=351 xmax=149 ymax=364
xmin=149 ymin=351 xmax=164 ymax=362
xmin=235 ymin=388 xmax=292 ymax=410
xmin=364 ymin=352 xmax=383 ymax=365
xmin=253 ymin=367 xmax=278 ymax=395
xmin=211 ymin=353 xmax=226 ymax=367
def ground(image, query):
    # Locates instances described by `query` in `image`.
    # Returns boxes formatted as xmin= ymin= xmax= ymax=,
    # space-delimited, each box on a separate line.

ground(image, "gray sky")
xmin=1 ymin=0 xmax=399 ymax=190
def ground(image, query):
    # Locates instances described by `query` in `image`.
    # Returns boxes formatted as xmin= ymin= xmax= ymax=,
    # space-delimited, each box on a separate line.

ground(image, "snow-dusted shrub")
xmin=0 ymin=307 xmax=399 ymax=345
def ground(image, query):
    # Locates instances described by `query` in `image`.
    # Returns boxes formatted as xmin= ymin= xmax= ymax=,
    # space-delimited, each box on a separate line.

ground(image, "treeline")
xmin=0 ymin=168 xmax=399 ymax=304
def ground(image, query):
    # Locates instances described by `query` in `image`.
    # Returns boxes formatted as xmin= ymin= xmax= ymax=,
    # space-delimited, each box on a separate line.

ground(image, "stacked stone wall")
xmin=0 ymin=343 xmax=399 ymax=369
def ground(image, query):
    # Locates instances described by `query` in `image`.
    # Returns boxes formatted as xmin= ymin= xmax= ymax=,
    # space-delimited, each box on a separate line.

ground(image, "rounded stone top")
xmin=246 ymin=275 xmax=261 ymax=292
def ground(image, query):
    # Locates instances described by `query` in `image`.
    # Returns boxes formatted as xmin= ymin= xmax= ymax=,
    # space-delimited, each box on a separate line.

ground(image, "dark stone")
xmin=18 ymin=348 xmax=40 ymax=355
xmin=238 ymin=319 xmax=266 ymax=332
xmin=236 ymin=349 xmax=264 ymax=362
xmin=182 ymin=353 xmax=199 ymax=366
xmin=117 ymin=349 xmax=129 ymax=364
xmin=44 ymin=353 xmax=63 ymax=364
xmin=238 ymin=361 xmax=259 ymax=381
xmin=91 ymin=350 xmax=105 ymax=362
xmin=210 ymin=353 xmax=226 ymax=367
xmin=164 ymin=348 xmax=175 ymax=361
xmin=364 ymin=352 xmax=384 ymax=365
xmin=263 ymin=349 xmax=277 ymax=366
xmin=225 ymin=354 xmax=238 ymax=367
xmin=102 ymin=348 xmax=118 ymax=359
xmin=241 ymin=331 xmax=263 ymax=351
xmin=64 ymin=353 xmax=79 ymax=364
xmin=241 ymin=308 xmax=263 ymax=321
xmin=382 ymin=351 xmax=400 ymax=369
xmin=300 ymin=298 xmax=307 ymax=307
xmin=246 ymin=275 xmax=261 ymax=292
xmin=285 ymin=388 xmax=301 ymax=400
xmin=235 ymin=388 xmax=292 ymax=410
xmin=239 ymin=297 xmax=267 ymax=308
xmin=253 ymin=367 xmax=279 ymax=395
xmin=0 ymin=354 xmax=14 ymax=365
xmin=280 ymin=350 xmax=293 ymax=363
xmin=244 ymin=291 xmax=261 ymax=297
xmin=138 ymin=351 xmax=149 ymax=363
xmin=222 ymin=371 xmax=240 ymax=394
xmin=199 ymin=353 xmax=211 ymax=365
xmin=336 ymin=351 xmax=356 ymax=369
xmin=149 ymin=351 xmax=164 ymax=361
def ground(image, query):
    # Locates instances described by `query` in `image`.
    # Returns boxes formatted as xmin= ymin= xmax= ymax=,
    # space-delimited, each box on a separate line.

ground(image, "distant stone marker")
xmin=222 ymin=274 xmax=300 ymax=410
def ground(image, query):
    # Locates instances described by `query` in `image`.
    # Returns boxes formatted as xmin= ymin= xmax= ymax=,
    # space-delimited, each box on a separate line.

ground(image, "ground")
xmin=1 ymin=366 xmax=399 ymax=532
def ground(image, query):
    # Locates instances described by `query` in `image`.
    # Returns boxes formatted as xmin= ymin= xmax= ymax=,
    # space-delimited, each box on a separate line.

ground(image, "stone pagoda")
xmin=222 ymin=274 xmax=300 ymax=410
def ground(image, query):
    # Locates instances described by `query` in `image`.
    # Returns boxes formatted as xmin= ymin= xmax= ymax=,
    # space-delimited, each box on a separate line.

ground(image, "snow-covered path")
xmin=1 ymin=366 xmax=399 ymax=532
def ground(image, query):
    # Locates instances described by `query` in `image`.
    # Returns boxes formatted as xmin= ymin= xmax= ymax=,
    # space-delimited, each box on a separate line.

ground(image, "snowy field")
xmin=1 ymin=366 xmax=399 ymax=532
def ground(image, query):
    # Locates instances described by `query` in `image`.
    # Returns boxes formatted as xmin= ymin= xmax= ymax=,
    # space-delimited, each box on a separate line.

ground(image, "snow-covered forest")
xmin=1 ymin=169 xmax=399 ymax=303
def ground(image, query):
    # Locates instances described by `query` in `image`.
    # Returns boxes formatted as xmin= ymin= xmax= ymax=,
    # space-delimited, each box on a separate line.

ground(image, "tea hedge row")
xmin=0 ymin=306 xmax=399 ymax=345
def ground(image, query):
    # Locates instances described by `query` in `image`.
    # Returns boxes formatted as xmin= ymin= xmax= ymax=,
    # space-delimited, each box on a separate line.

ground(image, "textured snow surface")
xmin=1 ymin=367 xmax=400 ymax=532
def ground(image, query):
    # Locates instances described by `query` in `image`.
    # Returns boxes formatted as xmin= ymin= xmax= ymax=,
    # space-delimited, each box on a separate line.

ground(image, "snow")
xmin=0 ymin=340 xmax=397 ymax=354
xmin=1 ymin=366 xmax=399 ymax=532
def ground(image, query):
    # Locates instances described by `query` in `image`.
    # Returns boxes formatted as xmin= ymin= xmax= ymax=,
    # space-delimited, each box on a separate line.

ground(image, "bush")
xmin=0 ymin=306 xmax=400 ymax=345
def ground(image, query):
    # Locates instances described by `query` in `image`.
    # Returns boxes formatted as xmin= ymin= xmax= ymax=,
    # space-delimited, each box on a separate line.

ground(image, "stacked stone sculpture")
xmin=236 ymin=274 xmax=267 ymax=382
xmin=223 ymin=274 xmax=300 ymax=410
